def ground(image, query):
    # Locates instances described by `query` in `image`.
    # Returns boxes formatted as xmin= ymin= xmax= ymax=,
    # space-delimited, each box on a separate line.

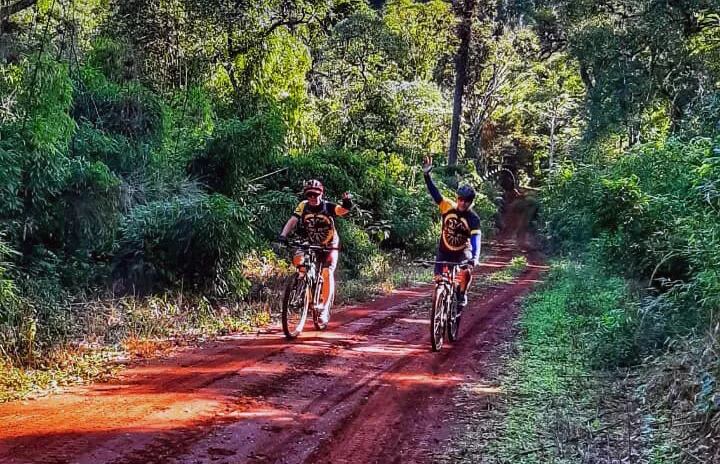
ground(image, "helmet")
xmin=456 ymin=184 xmax=476 ymax=202
xmin=303 ymin=179 xmax=324 ymax=195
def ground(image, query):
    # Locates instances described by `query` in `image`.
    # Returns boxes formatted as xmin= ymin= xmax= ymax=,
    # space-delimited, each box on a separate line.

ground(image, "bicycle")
xmin=280 ymin=241 xmax=335 ymax=339
xmin=414 ymin=259 xmax=472 ymax=351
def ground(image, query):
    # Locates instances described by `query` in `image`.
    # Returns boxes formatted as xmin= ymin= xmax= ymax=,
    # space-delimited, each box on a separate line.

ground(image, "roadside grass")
xmin=440 ymin=260 xmax=679 ymax=463
xmin=0 ymin=348 xmax=119 ymax=403
xmin=336 ymin=263 xmax=434 ymax=305
xmin=0 ymin=295 xmax=273 ymax=402
xmin=484 ymin=256 xmax=528 ymax=285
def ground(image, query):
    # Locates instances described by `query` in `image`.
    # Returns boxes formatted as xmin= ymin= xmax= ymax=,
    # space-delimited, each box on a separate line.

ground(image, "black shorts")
xmin=434 ymin=246 xmax=471 ymax=275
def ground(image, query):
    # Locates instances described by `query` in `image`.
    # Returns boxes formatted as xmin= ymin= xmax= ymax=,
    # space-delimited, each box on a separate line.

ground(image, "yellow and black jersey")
xmin=293 ymin=200 xmax=351 ymax=246
xmin=437 ymin=199 xmax=481 ymax=254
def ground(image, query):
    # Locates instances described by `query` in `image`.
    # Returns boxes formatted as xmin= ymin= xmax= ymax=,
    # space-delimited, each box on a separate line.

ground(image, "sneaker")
xmin=320 ymin=306 xmax=330 ymax=325
xmin=315 ymin=304 xmax=330 ymax=325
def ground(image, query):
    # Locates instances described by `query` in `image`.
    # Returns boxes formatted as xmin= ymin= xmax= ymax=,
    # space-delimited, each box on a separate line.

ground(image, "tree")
xmin=447 ymin=0 xmax=476 ymax=166
xmin=0 ymin=0 xmax=37 ymax=21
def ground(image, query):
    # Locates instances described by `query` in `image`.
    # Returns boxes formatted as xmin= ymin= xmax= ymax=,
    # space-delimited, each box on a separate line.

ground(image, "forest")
xmin=0 ymin=0 xmax=719 ymax=461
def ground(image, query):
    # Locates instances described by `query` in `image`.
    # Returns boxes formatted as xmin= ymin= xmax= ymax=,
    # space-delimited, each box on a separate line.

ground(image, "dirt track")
xmin=0 ymin=240 xmax=544 ymax=464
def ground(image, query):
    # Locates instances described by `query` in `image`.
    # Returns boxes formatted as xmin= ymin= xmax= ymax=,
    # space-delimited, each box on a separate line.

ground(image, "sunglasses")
xmin=306 ymin=192 xmax=320 ymax=198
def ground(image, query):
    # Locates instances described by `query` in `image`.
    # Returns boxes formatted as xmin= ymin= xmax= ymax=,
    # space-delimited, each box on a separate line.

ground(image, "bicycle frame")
xmin=414 ymin=259 xmax=471 ymax=351
xmin=289 ymin=241 xmax=329 ymax=305
xmin=281 ymin=241 xmax=334 ymax=337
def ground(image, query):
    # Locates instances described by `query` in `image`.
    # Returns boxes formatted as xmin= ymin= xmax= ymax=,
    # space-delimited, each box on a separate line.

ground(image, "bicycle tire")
xmin=312 ymin=282 xmax=328 ymax=331
xmin=282 ymin=274 xmax=310 ymax=339
xmin=447 ymin=290 xmax=461 ymax=342
xmin=430 ymin=285 xmax=446 ymax=352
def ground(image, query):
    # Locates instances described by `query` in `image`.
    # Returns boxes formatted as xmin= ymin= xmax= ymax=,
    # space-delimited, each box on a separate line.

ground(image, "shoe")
xmin=457 ymin=291 xmax=468 ymax=309
xmin=319 ymin=306 xmax=330 ymax=325
xmin=314 ymin=304 xmax=330 ymax=326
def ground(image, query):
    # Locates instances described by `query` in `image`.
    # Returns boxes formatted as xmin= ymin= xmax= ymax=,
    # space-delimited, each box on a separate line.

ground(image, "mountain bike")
xmin=281 ymin=241 xmax=334 ymax=339
xmin=414 ymin=260 xmax=472 ymax=351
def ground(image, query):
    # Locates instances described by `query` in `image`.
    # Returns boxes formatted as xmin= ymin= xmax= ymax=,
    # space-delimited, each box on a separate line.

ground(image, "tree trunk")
xmin=549 ymin=112 xmax=556 ymax=168
xmin=448 ymin=0 xmax=475 ymax=166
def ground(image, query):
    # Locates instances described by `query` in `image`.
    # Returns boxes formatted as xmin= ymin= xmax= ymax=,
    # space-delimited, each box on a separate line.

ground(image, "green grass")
xmin=0 ymin=349 xmax=119 ymax=402
xmin=494 ymin=261 xmax=596 ymax=462
xmin=442 ymin=259 xmax=677 ymax=463
xmin=335 ymin=259 xmax=433 ymax=304
xmin=484 ymin=255 xmax=529 ymax=285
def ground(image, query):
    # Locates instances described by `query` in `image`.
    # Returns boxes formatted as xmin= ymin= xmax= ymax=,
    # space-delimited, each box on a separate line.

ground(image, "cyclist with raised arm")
xmin=422 ymin=156 xmax=481 ymax=312
xmin=277 ymin=180 xmax=353 ymax=326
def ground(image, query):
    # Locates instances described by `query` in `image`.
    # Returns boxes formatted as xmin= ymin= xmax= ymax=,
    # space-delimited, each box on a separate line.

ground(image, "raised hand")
xmin=422 ymin=156 xmax=433 ymax=174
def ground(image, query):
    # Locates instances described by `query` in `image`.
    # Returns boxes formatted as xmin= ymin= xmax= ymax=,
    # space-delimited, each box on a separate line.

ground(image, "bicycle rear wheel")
xmin=430 ymin=285 xmax=447 ymax=352
xmin=282 ymin=274 xmax=310 ymax=339
xmin=447 ymin=291 xmax=461 ymax=342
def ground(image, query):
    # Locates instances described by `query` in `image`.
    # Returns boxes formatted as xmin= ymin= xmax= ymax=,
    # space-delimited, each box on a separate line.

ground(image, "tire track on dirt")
xmin=305 ymin=255 xmax=545 ymax=464
xmin=109 ymin=246 xmax=518 ymax=464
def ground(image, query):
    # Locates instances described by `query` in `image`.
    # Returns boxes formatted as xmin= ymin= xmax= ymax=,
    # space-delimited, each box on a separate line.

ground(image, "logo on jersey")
xmin=442 ymin=213 xmax=470 ymax=251
xmin=304 ymin=214 xmax=334 ymax=245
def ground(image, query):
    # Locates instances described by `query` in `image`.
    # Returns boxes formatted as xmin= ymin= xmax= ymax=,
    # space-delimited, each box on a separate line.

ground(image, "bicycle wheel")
xmin=430 ymin=285 xmax=447 ymax=352
xmin=282 ymin=274 xmax=310 ymax=339
xmin=447 ymin=290 xmax=461 ymax=342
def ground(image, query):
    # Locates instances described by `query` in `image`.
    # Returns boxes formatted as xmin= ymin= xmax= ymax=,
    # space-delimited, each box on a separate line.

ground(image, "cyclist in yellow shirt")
xmin=422 ymin=156 xmax=481 ymax=311
xmin=277 ymin=180 xmax=353 ymax=325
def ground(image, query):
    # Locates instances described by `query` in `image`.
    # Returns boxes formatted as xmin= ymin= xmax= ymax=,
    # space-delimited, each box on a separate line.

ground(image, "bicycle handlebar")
xmin=285 ymin=240 xmax=337 ymax=252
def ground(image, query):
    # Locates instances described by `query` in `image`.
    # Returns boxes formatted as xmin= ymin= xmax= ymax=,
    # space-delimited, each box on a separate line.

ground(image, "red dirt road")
xmin=0 ymin=241 xmax=544 ymax=464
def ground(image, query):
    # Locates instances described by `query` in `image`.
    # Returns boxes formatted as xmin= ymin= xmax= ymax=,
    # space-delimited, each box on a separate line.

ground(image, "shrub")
xmin=0 ymin=240 xmax=27 ymax=363
xmin=188 ymin=112 xmax=285 ymax=197
xmin=335 ymin=220 xmax=381 ymax=277
xmin=75 ymin=68 xmax=165 ymax=142
xmin=116 ymin=191 xmax=255 ymax=294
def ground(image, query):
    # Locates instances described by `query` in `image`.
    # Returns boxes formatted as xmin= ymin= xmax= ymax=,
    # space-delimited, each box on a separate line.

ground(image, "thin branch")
xmin=0 ymin=0 xmax=37 ymax=21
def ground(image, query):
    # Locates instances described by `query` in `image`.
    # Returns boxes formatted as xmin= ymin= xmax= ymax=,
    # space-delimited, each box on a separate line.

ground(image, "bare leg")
xmin=318 ymin=250 xmax=338 ymax=323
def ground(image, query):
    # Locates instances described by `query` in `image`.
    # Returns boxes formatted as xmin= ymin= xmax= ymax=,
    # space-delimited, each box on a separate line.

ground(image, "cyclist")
xmin=422 ymin=156 xmax=481 ymax=312
xmin=277 ymin=179 xmax=353 ymax=325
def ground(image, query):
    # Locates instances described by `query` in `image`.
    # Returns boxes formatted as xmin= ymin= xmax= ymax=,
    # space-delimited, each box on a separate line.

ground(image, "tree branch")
xmin=0 ymin=0 xmax=37 ymax=21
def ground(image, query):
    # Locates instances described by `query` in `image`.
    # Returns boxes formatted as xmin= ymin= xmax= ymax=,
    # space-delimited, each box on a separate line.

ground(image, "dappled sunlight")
xmin=477 ymin=261 xmax=511 ymax=269
xmin=230 ymin=406 xmax=301 ymax=421
xmin=395 ymin=317 xmax=429 ymax=325
xmin=300 ymin=331 xmax=358 ymax=342
xmin=0 ymin=247 xmax=546 ymax=464
xmin=1 ymin=397 xmax=225 ymax=438
xmin=349 ymin=343 xmax=426 ymax=357
xmin=382 ymin=372 xmax=465 ymax=388
xmin=467 ymin=384 xmax=502 ymax=395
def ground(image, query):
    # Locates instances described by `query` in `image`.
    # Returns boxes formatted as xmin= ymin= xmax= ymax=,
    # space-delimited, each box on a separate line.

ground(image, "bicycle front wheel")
xmin=282 ymin=274 xmax=310 ymax=339
xmin=430 ymin=285 xmax=447 ymax=352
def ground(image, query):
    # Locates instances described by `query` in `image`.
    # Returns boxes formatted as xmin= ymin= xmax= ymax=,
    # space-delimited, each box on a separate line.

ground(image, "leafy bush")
xmin=116 ymin=191 xmax=255 ymax=294
xmin=544 ymin=138 xmax=717 ymax=283
xmin=336 ymin=220 xmax=381 ymax=277
xmin=0 ymin=240 xmax=27 ymax=363
xmin=75 ymin=68 xmax=165 ymax=142
xmin=188 ymin=112 xmax=285 ymax=197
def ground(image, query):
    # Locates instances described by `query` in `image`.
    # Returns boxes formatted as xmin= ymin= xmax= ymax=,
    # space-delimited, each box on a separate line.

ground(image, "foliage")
xmin=116 ymin=191 xmax=255 ymax=294
xmin=544 ymin=137 xmax=720 ymax=327
xmin=0 ymin=0 xmax=510 ymax=372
